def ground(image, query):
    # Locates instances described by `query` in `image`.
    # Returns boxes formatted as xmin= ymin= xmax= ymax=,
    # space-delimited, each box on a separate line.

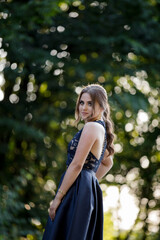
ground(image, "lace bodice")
xmin=66 ymin=120 xmax=107 ymax=172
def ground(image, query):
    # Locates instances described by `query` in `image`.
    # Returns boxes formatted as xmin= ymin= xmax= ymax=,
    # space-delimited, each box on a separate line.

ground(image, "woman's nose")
xmin=82 ymin=103 xmax=87 ymax=110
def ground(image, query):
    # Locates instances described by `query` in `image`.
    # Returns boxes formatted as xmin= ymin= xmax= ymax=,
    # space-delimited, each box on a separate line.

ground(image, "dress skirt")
xmin=42 ymin=169 xmax=103 ymax=240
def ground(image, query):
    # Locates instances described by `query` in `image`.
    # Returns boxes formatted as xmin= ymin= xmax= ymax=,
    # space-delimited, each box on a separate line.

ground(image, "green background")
xmin=0 ymin=0 xmax=160 ymax=239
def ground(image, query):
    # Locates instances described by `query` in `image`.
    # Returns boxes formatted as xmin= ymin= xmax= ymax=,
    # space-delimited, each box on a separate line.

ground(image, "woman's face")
xmin=79 ymin=92 xmax=103 ymax=122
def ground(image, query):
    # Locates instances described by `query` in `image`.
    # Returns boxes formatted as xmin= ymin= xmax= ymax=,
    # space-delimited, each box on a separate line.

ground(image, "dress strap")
xmin=94 ymin=120 xmax=107 ymax=151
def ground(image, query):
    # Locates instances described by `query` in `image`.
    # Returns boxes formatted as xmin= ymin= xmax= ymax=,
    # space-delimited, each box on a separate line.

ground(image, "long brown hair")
xmin=75 ymin=84 xmax=114 ymax=156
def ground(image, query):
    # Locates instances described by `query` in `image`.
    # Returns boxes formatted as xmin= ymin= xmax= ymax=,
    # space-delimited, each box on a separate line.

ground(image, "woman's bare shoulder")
xmin=84 ymin=121 xmax=103 ymax=128
xmin=82 ymin=121 xmax=104 ymax=136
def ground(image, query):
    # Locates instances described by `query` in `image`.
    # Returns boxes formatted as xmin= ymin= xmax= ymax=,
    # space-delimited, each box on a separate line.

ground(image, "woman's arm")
xmin=49 ymin=122 xmax=102 ymax=220
xmin=96 ymin=149 xmax=113 ymax=181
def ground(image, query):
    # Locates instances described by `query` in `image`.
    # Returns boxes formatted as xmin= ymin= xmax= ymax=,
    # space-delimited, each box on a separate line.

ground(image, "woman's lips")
xmin=81 ymin=112 xmax=88 ymax=116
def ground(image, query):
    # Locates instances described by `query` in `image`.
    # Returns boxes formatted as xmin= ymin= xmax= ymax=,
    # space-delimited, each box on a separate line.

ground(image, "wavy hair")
xmin=75 ymin=84 xmax=114 ymax=156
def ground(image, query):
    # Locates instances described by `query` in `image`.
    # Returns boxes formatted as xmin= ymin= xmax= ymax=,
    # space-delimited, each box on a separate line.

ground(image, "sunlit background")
xmin=0 ymin=1 xmax=160 ymax=240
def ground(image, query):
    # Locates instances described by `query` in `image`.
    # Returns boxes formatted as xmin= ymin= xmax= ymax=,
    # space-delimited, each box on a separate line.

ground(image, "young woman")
xmin=42 ymin=84 xmax=114 ymax=240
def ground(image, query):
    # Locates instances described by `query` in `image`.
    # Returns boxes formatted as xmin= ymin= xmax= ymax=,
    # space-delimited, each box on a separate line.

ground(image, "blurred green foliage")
xmin=0 ymin=0 xmax=160 ymax=239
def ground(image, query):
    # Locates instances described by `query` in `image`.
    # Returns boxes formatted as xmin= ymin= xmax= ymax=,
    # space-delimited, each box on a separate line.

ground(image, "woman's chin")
xmin=81 ymin=116 xmax=88 ymax=121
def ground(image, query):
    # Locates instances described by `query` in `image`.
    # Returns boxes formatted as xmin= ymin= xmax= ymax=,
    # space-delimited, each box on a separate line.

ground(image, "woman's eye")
xmin=88 ymin=102 xmax=92 ymax=106
xmin=79 ymin=101 xmax=84 ymax=105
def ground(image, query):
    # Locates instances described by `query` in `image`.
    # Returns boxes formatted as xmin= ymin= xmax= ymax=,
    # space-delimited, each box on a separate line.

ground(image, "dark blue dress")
xmin=42 ymin=120 xmax=107 ymax=240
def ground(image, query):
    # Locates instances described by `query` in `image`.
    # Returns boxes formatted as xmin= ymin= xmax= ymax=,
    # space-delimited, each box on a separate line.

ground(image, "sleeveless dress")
xmin=42 ymin=120 xmax=107 ymax=240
